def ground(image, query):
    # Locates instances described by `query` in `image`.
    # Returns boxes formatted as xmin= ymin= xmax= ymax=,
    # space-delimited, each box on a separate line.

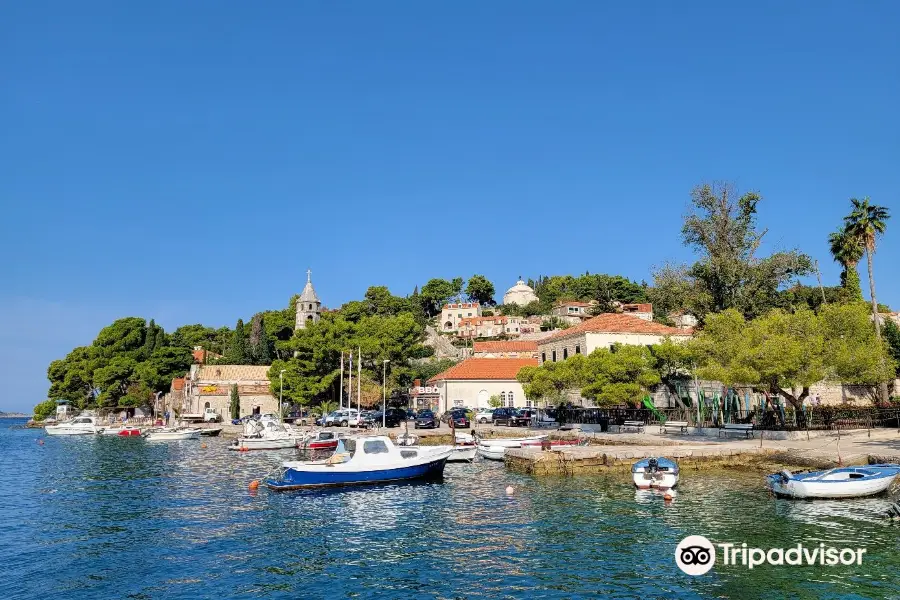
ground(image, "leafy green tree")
xmin=843 ymin=197 xmax=891 ymax=400
xmin=225 ymin=319 xmax=250 ymax=364
xmin=229 ymin=384 xmax=240 ymax=420
xmin=419 ymin=277 xmax=464 ymax=316
xmin=142 ymin=319 xmax=158 ymax=359
xmin=580 ymin=345 xmax=661 ymax=407
xmin=650 ymin=336 xmax=696 ymax=394
xmin=828 ymin=228 xmax=864 ymax=301
xmin=93 ymin=356 xmax=139 ymax=406
xmin=884 ymin=320 xmax=900 ymax=372
xmin=311 ymin=399 xmax=337 ymax=417
xmin=517 ymin=357 xmax=588 ymax=406
xmin=488 ymin=394 xmax=502 ymax=408
xmin=94 ymin=317 xmax=147 ymax=356
xmin=465 ymin=275 xmax=496 ymax=305
xmin=32 ymin=399 xmax=56 ymax=421
xmin=650 ymin=182 xmax=811 ymax=322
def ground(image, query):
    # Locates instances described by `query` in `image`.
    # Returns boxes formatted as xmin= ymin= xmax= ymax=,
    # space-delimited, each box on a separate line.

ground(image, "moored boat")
xmin=229 ymin=419 xmax=298 ymax=451
xmin=144 ymin=428 xmax=202 ymax=441
xmin=632 ymin=457 xmax=679 ymax=490
xmin=447 ymin=444 xmax=477 ymax=462
xmin=44 ymin=416 xmax=104 ymax=436
xmin=766 ymin=464 xmax=900 ymax=499
xmin=101 ymin=425 xmax=143 ymax=437
xmin=199 ymin=427 xmax=223 ymax=437
xmin=299 ymin=430 xmax=345 ymax=450
xmin=267 ymin=436 xmax=452 ymax=490
xmin=476 ymin=435 xmax=551 ymax=460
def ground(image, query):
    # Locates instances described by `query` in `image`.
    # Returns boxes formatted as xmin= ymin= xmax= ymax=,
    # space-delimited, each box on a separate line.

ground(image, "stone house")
xmin=440 ymin=302 xmax=482 ymax=333
xmin=473 ymin=340 xmax=539 ymax=358
xmin=181 ymin=364 xmax=278 ymax=419
xmin=551 ymin=301 xmax=593 ymax=325
xmin=457 ymin=315 xmax=529 ymax=339
xmin=537 ymin=313 xmax=692 ymax=364
xmin=428 ymin=357 xmax=538 ymax=411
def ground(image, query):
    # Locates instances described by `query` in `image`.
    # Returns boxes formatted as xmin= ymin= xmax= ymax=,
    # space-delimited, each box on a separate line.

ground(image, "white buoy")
xmin=505 ymin=485 xmax=515 ymax=495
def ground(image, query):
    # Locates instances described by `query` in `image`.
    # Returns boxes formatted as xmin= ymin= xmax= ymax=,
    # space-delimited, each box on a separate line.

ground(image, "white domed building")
xmin=502 ymin=278 xmax=539 ymax=306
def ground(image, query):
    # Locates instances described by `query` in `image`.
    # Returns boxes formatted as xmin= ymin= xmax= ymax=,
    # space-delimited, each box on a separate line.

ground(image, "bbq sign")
xmin=409 ymin=386 xmax=439 ymax=395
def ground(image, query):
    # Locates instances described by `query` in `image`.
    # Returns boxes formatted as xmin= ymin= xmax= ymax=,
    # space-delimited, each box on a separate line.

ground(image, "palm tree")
xmin=843 ymin=197 xmax=890 ymax=401
xmin=843 ymin=197 xmax=890 ymax=335
xmin=828 ymin=228 xmax=864 ymax=300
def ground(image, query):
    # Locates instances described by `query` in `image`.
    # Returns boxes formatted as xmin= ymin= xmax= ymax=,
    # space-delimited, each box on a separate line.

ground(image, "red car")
xmin=444 ymin=409 xmax=471 ymax=429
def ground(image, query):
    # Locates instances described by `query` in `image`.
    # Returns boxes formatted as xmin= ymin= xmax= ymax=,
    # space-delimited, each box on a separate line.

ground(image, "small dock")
xmin=506 ymin=445 xmax=812 ymax=476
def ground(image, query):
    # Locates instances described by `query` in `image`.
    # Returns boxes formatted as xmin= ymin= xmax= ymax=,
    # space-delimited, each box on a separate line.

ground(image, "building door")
xmin=477 ymin=390 xmax=488 ymax=408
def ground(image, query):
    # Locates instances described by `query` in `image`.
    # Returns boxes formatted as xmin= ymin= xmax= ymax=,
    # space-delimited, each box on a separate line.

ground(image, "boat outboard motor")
xmin=647 ymin=458 xmax=659 ymax=474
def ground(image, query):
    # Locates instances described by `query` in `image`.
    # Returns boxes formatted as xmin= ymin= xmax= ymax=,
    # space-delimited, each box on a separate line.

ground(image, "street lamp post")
xmin=279 ymin=369 xmax=286 ymax=424
xmin=382 ymin=360 xmax=390 ymax=428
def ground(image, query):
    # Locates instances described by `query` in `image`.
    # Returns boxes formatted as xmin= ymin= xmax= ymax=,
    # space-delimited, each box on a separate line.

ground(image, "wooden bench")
xmin=621 ymin=420 xmax=645 ymax=433
xmin=661 ymin=420 xmax=689 ymax=434
xmin=719 ymin=423 xmax=754 ymax=438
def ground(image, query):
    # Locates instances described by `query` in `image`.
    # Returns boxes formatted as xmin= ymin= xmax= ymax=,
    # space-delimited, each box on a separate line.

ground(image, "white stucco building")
xmin=502 ymin=278 xmax=539 ymax=306
xmin=537 ymin=313 xmax=692 ymax=364
xmin=428 ymin=357 xmax=538 ymax=411
xmin=440 ymin=302 xmax=482 ymax=332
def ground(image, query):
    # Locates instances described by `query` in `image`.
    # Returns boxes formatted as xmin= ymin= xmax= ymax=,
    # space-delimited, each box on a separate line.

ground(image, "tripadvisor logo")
xmin=675 ymin=536 xmax=866 ymax=575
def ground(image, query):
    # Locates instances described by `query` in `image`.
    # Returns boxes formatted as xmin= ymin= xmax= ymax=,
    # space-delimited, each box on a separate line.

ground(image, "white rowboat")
xmin=144 ymin=428 xmax=202 ymax=441
xmin=767 ymin=465 xmax=900 ymax=499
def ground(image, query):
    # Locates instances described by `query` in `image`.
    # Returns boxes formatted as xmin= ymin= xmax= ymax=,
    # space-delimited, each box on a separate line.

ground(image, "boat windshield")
xmin=362 ymin=439 xmax=389 ymax=455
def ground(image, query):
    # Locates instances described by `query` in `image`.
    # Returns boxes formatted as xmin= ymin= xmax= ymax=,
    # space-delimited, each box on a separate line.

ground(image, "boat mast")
xmin=357 ymin=346 xmax=361 ymax=417
xmin=339 ymin=351 xmax=344 ymax=411
xmin=348 ymin=352 xmax=353 ymax=418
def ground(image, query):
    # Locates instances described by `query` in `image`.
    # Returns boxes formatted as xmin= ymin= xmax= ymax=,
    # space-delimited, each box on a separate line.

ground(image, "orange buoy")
xmin=248 ymin=480 xmax=260 ymax=490
xmin=663 ymin=491 xmax=674 ymax=503
xmin=200 ymin=443 xmax=207 ymax=449
xmin=240 ymin=446 xmax=249 ymax=452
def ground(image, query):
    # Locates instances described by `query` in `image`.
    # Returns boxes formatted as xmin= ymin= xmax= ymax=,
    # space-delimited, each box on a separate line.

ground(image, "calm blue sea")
xmin=2 ymin=418 xmax=898 ymax=599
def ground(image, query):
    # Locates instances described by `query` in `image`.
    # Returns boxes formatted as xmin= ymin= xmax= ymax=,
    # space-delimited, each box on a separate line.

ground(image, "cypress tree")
xmin=249 ymin=314 xmax=272 ymax=365
xmin=226 ymin=319 xmax=249 ymax=364
xmin=229 ymin=384 xmax=240 ymax=420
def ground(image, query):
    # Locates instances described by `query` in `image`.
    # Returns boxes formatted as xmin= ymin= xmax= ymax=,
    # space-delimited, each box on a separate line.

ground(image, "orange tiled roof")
xmin=172 ymin=377 xmax=185 ymax=391
xmin=428 ymin=358 xmax=538 ymax=382
xmin=442 ymin=302 xmax=480 ymax=310
xmin=541 ymin=313 xmax=692 ymax=344
xmin=473 ymin=340 xmax=539 ymax=353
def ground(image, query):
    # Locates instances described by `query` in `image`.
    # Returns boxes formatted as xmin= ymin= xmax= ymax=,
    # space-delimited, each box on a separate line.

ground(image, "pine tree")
xmin=152 ymin=324 xmax=165 ymax=352
xmin=225 ymin=319 xmax=249 ymax=364
xmin=229 ymin=384 xmax=240 ymax=420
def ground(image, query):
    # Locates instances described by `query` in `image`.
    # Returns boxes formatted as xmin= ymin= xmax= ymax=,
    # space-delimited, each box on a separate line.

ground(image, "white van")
xmin=325 ymin=409 xmax=358 ymax=427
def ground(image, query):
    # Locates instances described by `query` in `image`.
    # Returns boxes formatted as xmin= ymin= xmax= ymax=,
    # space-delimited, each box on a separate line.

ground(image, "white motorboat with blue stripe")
xmin=267 ymin=436 xmax=452 ymax=490
xmin=766 ymin=464 xmax=900 ymax=499
xmin=632 ymin=457 xmax=679 ymax=489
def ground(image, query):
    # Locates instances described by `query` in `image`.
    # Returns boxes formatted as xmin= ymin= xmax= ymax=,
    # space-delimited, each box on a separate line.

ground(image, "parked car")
xmin=371 ymin=407 xmax=407 ymax=427
xmin=474 ymin=408 xmax=495 ymax=424
xmin=444 ymin=409 xmax=470 ymax=429
xmin=492 ymin=407 xmax=528 ymax=427
xmin=517 ymin=408 xmax=538 ymax=423
xmin=325 ymin=409 xmax=359 ymax=427
xmin=414 ymin=410 xmax=438 ymax=429
xmin=348 ymin=410 xmax=376 ymax=428
xmin=406 ymin=409 xmax=417 ymax=420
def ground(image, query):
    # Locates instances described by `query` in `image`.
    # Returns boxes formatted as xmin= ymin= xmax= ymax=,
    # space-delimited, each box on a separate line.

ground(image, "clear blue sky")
xmin=1 ymin=2 xmax=898 ymax=412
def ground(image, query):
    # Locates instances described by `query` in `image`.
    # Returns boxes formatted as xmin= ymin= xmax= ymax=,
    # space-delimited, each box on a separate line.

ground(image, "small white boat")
xmin=476 ymin=444 xmax=508 ymax=461
xmin=632 ymin=457 xmax=679 ymax=490
xmin=267 ymin=436 xmax=452 ymax=490
xmin=766 ymin=465 xmax=900 ymax=499
xmin=229 ymin=419 xmax=298 ymax=451
xmin=476 ymin=435 xmax=549 ymax=460
xmin=448 ymin=445 xmax=477 ymax=462
xmin=143 ymin=428 xmax=202 ymax=441
xmin=45 ymin=416 xmax=104 ymax=436
xmin=396 ymin=432 xmax=419 ymax=447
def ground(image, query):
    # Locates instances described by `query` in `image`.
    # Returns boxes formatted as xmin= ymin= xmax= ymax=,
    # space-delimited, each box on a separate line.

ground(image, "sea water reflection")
xmin=2 ymin=420 xmax=899 ymax=599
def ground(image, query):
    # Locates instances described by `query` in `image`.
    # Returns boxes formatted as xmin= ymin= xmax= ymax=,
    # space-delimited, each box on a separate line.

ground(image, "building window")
xmin=500 ymin=392 xmax=506 ymax=405
xmin=453 ymin=399 xmax=463 ymax=407
xmin=526 ymin=399 xmax=532 ymax=408
xmin=541 ymin=352 xmax=546 ymax=363
xmin=508 ymin=391 xmax=514 ymax=406
xmin=575 ymin=345 xmax=581 ymax=355
xmin=551 ymin=350 xmax=557 ymax=362
xmin=563 ymin=348 xmax=568 ymax=360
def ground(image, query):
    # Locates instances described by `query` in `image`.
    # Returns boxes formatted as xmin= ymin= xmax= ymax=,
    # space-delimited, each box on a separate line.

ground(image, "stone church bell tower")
xmin=295 ymin=269 xmax=322 ymax=329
